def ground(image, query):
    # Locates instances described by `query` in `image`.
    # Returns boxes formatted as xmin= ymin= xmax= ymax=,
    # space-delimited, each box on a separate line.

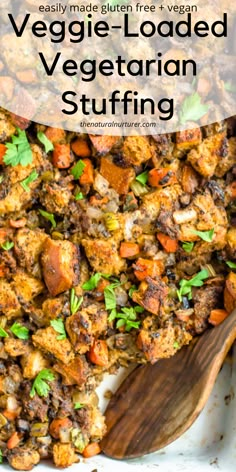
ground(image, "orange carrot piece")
xmin=208 ymin=309 xmax=229 ymax=326
xmin=49 ymin=418 xmax=73 ymax=439
xmin=0 ymin=143 xmax=7 ymax=165
xmin=16 ymin=69 xmax=37 ymax=83
xmin=88 ymin=340 xmax=109 ymax=367
xmin=3 ymin=410 xmax=19 ymax=421
xmin=7 ymin=432 xmax=22 ymax=450
xmin=133 ymin=258 xmax=164 ymax=281
xmin=82 ymin=442 xmax=101 ymax=458
xmin=89 ymin=195 xmax=108 ymax=206
xmin=157 ymin=233 xmax=178 ymax=253
xmin=120 ymin=242 xmax=140 ymax=258
xmin=52 ymin=143 xmax=72 ymax=169
xmin=71 ymin=138 xmax=91 ymax=157
xmin=228 ymin=181 xmax=236 ymax=200
xmin=79 ymin=159 xmax=94 ymax=185
xmin=224 ymin=272 xmax=236 ymax=313
xmin=9 ymin=218 xmax=27 ymax=228
xmin=0 ymin=264 xmax=7 ymax=277
xmin=148 ymin=168 xmax=177 ymax=187
xmin=45 ymin=127 xmax=66 ymax=144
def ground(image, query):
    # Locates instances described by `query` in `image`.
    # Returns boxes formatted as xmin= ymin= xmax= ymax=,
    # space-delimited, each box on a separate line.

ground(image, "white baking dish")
xmin=3 ymin=345 xmax=236 ymax=472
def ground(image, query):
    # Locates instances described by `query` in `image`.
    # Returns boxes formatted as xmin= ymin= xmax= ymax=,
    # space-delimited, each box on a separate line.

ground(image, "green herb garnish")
xmin=173 ymin=341 xmax=180 ymax=349
xmin=0 ymin=326 xmax=8 ymax=338
xmin=4 ymin=127 xmax=33 ymax=167
xmin=179 ymin=93 xmax=209 ymax=125
xmin=20 ymin=170 xmax=38 ymax=192
xmin=37 ymin=131 xmax=54 ymax=153
xmin=0 ymin=449 xmax=3 ymax=464
xmin=50 ymin=319 xmax=67 ymax=340
xmin=1 ymin=241 xmax=14 ymax=251
xmin=74 ymin=402 xmax=84 ymax=410
xmin=177 ymin=269 xmax=209 ymax=302
xmin=39 ymin=209 xmax=56 ymax=228
xmin=30 ymin=369 xmax=55 ymax=398
xmin=136 ymin=170 xmax=149 ymax=185
xmin=192 ymin=228 xmax=214 ymax=242
xmin=182 ymin=242 xmax=194 ymax=253
xmin=129 ymin=285 xmax=137 ymax=297
xmin=10 ymin=322 xmax=29 ymax=340
xmin=70 ymin=288 xmax=83 ymax=315
xmin=226 ymin=261 xmax=236 ymax=269
xmin=75 ymin=192 xmax=84 ymax=201
xmin=82 ymin=273 xmax=103 ymax=291
xmin=71 ymin=160 xmax=86 ymax=180
xmin=110 ymin=306 xmax=143 ymax=332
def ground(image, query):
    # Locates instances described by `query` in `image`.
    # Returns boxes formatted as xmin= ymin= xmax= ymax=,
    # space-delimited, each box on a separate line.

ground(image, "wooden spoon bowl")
xmin=102 ymin=309 xmax=236 ymax=459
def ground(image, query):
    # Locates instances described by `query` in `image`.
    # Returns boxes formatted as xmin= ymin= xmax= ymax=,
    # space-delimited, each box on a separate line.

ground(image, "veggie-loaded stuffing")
xmin=0 ymin=108 xmax=235 ymax=469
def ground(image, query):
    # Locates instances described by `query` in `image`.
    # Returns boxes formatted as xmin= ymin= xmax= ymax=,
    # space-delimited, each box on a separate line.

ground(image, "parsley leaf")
xmin=226 ymin=261 xmax=236 ymax=269
xmin=0 ymin=449 xmax=2 ymax=464
xmin=177 ymin=269 xmax=209 ymax=302
xmin=104 ymin=284 xmax=118 ymax=310
xmin=70 ymin=288 xmax=83 ymax=315
xmin=39 ymin=209 xmax=56 ymax=228
xmin=30 ymin=369 xmax=55 ymax=398
xmin=74 ymin=402 xmax=84 ymax=410
xmin=129 ymin=285 xmax=137 ymax=298
xmin=0 ymin=326 xmax=8 ymax=338
xmin=182 ymin=242 xmax=194 ymax=253
xmin=112 ymin=306 xmax=142 ymax=332
xmin=173 ymin=341 xmax=180 ymax=349
xmin=179 ymin=93 xmax=209 ymax=125
xmin=4 ymin=128 xmax=33 ymax=167
xmin=10 ymin=322 xmax=29 ymax=340
xmin=82 ymin=273 xmax=102 ymax=291
xmin=50 ymin=319 xmax=67 ymax=340
xmin=1 ymin=241 xmax=14 ymax=251
xmin=192 ymin=228 xmax=214 ymax=242
xmin=71 ymin=160 xmax=86 ymax=180
xmin=37 ymin=131 xmax=54 ymax=153
xmin=75 ymin=192 xmax=84 ymax=201
xmin=136 ymin=170 xmax=149 ymax=185
xmin=20 ymin=170 xmax=38 ymax=192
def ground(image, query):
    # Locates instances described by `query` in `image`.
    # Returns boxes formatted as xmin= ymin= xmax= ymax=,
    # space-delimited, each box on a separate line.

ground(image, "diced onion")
xmin=173 ymin=208 xmax=197 ymax=224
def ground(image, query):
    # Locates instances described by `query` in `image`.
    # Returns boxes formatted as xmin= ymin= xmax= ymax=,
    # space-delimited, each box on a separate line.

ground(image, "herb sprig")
xmin=37 ymin=131 xmax=54 ymax=153
xmin=39 ymin=209 xmax=56 ymax=228
xmin=21 ymin=170 xmax=38 ymax=192
xmin=70 ymin=289 xmax=83 ymax=315
xmin=71 ymin=160 xmax=86 ymax=180
xmin=192 ymin=228 xmax=214 ymax=242
xmin=177 ymin=269 xmax=209 ymax=302
xmin=50 ymin=319 xmax=67 ymax=340
xmin=10 ymin=322 xmax=29 ymax=340
xmin=109 ymin=306 xmax=143 ymax=332
xmin=182 ymin=242 xmax=194 ymax=253
xmin=4 ymin=127 xmax=33 ymax=167
xmin=0 ymin=326 xmax=8 ymax=338
xmin=30 ymin=369 xmax=55 ymax=398
xmin=179 ymin=93 xmax=209 ymax=125
xmin=1 ymin=241 xmax=14 ymax=251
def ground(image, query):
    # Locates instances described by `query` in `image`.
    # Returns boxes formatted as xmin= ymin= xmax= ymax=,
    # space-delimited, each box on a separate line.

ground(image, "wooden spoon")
xmin=102 ymin=309 xmax=236 ymax=459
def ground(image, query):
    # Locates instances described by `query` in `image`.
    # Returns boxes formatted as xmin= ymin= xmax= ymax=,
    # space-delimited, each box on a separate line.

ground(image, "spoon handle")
xmin=102 ymin=309 xmax=236 ymax=459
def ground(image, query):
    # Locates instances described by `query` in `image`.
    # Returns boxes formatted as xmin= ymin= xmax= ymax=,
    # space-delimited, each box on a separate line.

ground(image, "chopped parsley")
xmin=70 ymin=288 xmax=83 ymax=315
xmin=109 ymin=306 xmax=143 ymax=332
xmin=0 ymin=326 xmax=8 ymax=338
xmin=74 ymin=402 xmax=84 ymax=410
xmin=1 ymin=241 xmax=14 ymax=251
xmin=75 ymin=192 xmax=84 ymax=201
xmin=30 ymin=369 xmax=55 ymax=398
xmin=179 ymin=92 xmax=209 ymax=125
xmin=104 ymin=281 xmax=121 ymax=310
xmin=10 ymin=322 xmax=29 ymax=340
xmin=136 ymin=170 xmax=149 ymax=185
xmin=226 ymin=261 xmax=236 ymax=269
xmin=20 ymin=170 xmax=38 ymax=192
xmin=182 ymin=242 xmax=194 ymax=253
xmin=177 ymin=269 xmax=209 ymax=302
xmin=0 ymin=449 xmax=2 ymax=464
xmin=39 ymin=209 xmax=56 ymax=228
xmin=129 ymin=285 xmax=137 ymax=298
xmin=50 ymin=319 xmax=67 ymax=340
xmin=37 ymin=131 xmax=54 ymax=153
xmin=173 ymin=341 xmax=180 ymax=349
xmin=71 ymin=160 xmax=86 ymax=179
xmin=82 ymin=273 xmax=103 ymax=291
xmin=4 ymin=127 xmax=33 ymax=167
xmin=192 ymin=228 xmax=214 ymax=242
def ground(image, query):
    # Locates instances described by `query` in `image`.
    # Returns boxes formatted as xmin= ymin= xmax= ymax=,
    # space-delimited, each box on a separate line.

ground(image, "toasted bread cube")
xmin=32 ymin=326 xmax=74 ymax=364
xmin=100 ymin=156 xmax=135 ymax=195
xmin=0 ymin=279 xmax=21 ymax=318
xmin=82 ymin=238 xmax=126 ymax=276
xmin=53 ymin=443 xmax=79 ymax=468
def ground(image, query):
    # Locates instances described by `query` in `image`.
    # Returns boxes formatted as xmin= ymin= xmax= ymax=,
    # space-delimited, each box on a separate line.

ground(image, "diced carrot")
xmin=0 ymin=264 xmax=6 ymax=277
xmin=133 ymin=258 xmax=164 ymax=281
xmin=79 ymin=159 xmax=94 ymax=185
xmin=49 ymin=418 xmax=73 ymax=439
xmin=7 ymin=432 xmax=22 ymax=450
xmin=120 ymin=242 xmax=140 ymax=258
xmin=0 ymin=229 xmax=8 ymax=244
xmin=16 ymin=69 xmax=37 ymax=84
xmin=3 ymin=410 xmax=19 ymax=421
xmin=71 ymin=138 xmax=91 ymax=157
xmin=94 ymin=278 xmax=110 ymax=301
xmin=209 ymin=309 xmax=229 ymax=326
xmin=82 ymin=442 xmax=101 ymax=458
xmin=148 ymin=168 xmax=177 ymax=187
xmin=52 ymin=143 xmax=72 ymax=169
xmin=0 ymin=144 xmax=6 ymax=165
xmin=157 ymin=233 xmax=178 ymax=253
xmin=88 ymin=340 xmax=109 ymax=367
xmin=228 ymin=181 xmax=236 ymax=200
xmin=224 ymin=272 xmax=236 ymax=313
xmin=9 ymin=218 xmax=27 ymax=228
xmin=89 ymin=195 xmax=108 ymax=206
xmin=45 ymin=127 xmax=66 ymax=144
